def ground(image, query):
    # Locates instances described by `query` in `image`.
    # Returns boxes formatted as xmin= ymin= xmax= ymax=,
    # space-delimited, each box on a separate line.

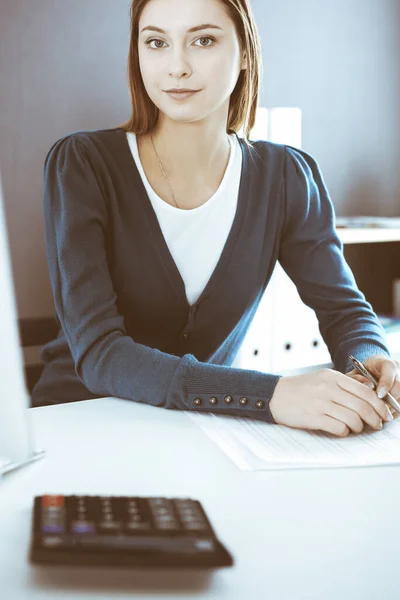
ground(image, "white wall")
xmin=1 ymin=0 xmax=399 ymax=318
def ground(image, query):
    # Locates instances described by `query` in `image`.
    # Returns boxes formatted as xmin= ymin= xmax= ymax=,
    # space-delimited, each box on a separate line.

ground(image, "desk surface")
xmin=0 ymin=398 xmax=399 ymax=600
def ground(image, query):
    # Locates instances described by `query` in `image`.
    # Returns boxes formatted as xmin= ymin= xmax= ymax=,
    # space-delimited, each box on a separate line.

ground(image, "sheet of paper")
xmin=185 ymin=412 xmax=400 ymax=471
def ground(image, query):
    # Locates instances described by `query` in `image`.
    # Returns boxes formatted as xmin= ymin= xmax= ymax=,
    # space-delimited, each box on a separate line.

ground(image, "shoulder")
xmin=242 ymin=136 xmax=321 ymax=175
xmin=236 ymin=136 xmax=286 ymax=183
xmin=43 ymin=127 xmax=124 ymax=167
xmin=240 ymin=137 xmax=320 ymax=176
xmin=283 ymin=144 xmax=324 ymax=182
xmin=237 ymin=137 xmax=321 ymax=193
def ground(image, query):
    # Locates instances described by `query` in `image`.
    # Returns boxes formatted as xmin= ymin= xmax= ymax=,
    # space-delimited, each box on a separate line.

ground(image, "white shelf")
xmin=276 ymin=331 xmax=400 ymax=376
xmin=337 ymin=228 xmax=400 ymax=244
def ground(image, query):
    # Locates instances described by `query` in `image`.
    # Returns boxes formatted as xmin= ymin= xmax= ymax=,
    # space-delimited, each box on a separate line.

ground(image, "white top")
xmin=126 ymin=132 xmax=242 ymax=305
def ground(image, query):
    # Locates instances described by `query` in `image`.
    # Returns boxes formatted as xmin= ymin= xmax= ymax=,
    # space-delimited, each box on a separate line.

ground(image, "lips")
xmin=166 ymin=90 xmax=200 ymax=100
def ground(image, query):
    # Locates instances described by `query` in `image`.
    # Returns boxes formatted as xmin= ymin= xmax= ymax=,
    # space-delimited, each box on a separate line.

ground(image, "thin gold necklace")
xmin=150 ymin=133 xmax=231 ymax=210
xmin=150 ymin=133 xmax=180 ymax=208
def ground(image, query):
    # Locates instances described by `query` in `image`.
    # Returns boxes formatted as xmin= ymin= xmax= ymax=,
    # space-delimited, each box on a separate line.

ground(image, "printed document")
xmin=185 ymin=412 xmax=400 ymax=470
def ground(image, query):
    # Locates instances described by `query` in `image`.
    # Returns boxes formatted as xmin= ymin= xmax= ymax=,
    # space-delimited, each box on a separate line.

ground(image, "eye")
xmin=195 ymin=36 xmax=216 ymax=47
xmin=145 ymin=38 xmax=166 ymax=50
xmin=145 ymin=35 xmax=217 ymax=50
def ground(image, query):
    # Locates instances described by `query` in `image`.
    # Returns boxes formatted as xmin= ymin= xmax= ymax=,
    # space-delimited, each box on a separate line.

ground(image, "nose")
xmin=168 ymin=47 xmax=193 ymax=79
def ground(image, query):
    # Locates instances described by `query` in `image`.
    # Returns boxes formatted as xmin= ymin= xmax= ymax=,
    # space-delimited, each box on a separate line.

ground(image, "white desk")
xmin=0 ymin=398 xmax=399 ymax=600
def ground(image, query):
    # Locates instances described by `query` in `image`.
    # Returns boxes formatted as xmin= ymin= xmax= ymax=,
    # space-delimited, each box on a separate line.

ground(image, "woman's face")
xmin=138 ymin=0 xmax=246 ymax=125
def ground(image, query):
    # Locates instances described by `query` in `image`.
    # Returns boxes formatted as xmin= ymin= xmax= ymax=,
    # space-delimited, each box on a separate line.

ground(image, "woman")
xmin=32 ymin=0 xmax=400 ymax=437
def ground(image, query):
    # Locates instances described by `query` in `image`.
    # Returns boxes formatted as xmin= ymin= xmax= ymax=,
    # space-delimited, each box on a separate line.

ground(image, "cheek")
xmin=139 ymin=51 xmax=159 ymax=74
xmin=139 ymin=62 xmax=162 ymax=94
xmin=208 ymin=51 xmax=242 ymax=86
xmin=211 ymin=66 xmax=243 ymax=99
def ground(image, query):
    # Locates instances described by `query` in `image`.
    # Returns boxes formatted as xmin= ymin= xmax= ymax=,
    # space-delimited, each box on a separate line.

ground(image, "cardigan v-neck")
xmin=126 ymin=131 xmax=248 ymax=310
xmin=31 ymin=126 xmax=390 ymax=422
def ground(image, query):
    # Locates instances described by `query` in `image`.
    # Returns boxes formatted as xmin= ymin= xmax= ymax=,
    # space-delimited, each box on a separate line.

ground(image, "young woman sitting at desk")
xmin=32 ymin=0 xmax=400 ymax=437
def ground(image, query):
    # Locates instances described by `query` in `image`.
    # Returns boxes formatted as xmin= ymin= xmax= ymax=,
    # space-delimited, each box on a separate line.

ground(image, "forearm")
xmin=79 ymin=332 xmax=282 ymax=422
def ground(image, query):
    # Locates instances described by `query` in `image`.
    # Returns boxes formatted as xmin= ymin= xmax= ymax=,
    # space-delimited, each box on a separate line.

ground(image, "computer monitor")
xmin=0 ymin=170 xmax=45 ymax=479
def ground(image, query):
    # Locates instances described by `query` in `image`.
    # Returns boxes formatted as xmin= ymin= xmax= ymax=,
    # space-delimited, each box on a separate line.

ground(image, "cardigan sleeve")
xmin=41 ymin=133 xmax=282 ymax=422
xmin=278 ymin=144 xmax=390 ymax=374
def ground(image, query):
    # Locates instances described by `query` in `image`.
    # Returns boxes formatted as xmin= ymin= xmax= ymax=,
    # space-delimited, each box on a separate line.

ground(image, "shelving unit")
xmin=337 ymin=228 xmax=400 ymax=245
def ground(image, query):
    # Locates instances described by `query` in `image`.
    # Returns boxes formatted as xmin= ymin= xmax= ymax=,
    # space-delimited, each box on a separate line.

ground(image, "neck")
xmin=147 ymin=122 xmax=231 ymax=180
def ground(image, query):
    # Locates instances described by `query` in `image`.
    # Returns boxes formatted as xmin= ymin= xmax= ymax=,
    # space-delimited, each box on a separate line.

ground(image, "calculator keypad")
xmin=32 ymin=494 xmax=234 ymax=568
xmin=38 ymin=495 xmax=212 ymax=539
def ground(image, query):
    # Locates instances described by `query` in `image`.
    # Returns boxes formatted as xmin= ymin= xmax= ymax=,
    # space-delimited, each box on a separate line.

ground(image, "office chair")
xmin=18 ymin=316 xmax=59 ymax=394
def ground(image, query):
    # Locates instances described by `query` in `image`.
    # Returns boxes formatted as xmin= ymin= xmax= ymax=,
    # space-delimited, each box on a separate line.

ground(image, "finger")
xmin=328 ymin=384 xmax=385 ymax=429
xmin=338 ymin=388 xmax=389 ymax=428
xmin=325 ymin=403 xmax=367 ymax=434
xmin=350 ymin=374 xmax=375 ymax=388
xmin=376 ymin=359 xmax=398 ymax=399
xmin=309 ymin=415 xmax=350 ymax=438
xmin=336 ymin=373 xmax=392 ymax=423
xmin=345 ymin=368 xmax=358 ymax=376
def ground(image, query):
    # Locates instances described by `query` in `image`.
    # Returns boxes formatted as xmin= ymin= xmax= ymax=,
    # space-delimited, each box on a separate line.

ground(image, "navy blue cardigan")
xmin=31 ymin=127 xmax=390 ymax=422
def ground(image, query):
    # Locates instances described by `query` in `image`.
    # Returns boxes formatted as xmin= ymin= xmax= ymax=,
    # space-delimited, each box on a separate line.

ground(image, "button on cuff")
xmin=188 ymin=394 xmax=269 ymax=415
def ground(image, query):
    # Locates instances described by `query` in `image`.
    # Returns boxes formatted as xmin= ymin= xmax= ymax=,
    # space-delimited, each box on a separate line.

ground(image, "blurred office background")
xmin=1 ymin=0 xmax=400 ymax=361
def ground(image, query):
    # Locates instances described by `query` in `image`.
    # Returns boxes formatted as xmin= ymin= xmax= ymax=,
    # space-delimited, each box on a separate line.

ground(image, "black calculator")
xmin=29 ymin=494 xmax=234 ymax=568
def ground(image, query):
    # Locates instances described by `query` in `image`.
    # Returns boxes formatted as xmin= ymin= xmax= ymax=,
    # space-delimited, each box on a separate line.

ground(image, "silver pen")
xmin=349 ymin=355 xmax=400 ymax=413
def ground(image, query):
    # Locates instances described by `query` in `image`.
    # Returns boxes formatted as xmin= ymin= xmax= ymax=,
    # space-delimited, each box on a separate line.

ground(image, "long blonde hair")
xmin=116 ymin=0 xmax=263 ymax=148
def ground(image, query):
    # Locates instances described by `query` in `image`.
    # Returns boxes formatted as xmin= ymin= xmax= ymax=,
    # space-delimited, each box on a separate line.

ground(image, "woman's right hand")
xmin=269 ymin=368 xmax=394 ymax=437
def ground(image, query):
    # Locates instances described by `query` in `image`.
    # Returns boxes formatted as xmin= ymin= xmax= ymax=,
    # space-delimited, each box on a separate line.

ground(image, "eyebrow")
xmin=140 ymin=23 xmax=223 ymax=34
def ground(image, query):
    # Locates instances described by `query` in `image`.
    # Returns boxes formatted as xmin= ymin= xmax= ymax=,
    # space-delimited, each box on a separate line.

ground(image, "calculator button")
xmin=177 ymin=507 xmax=199 ymax=516
xmin=194 ymin=539 xmax=216 ymax=552
xmin=71 ymin=520 xmax=96 ymax=534
xmin=148 ymin=499 xmax=174 ymax=513
xmin=126 ymin=511 xmax=144 ymax=519
xmin=42 ymin=536 xmax=65 ymax=547
xmin=174 ymin=498 xmax=194 ymax=506
xmin=41 ymin=522 xmax=65 ymax=534
xmin=157 ymin=522 xmax=180 ymax=531
xmin=42 ymin=495 xmax=64 ymax=508
xmin=126 ymin=521 xmax=151 ymax=531
xmin=98 ymin=521 xmax=122 ymax=532
xmin=155 ymin=516 xmax=177 ymax=526
xmin=41 ymin=506 xmax=66 ymax=533
xmin=155 ymin=507 xmax=170 ymax=515
xmin=153 ymin=514 xmax=180 ymax=530
xmin=156 ymin=513 xmax=174 ymax=520
xmin=182 ymin=521 xmax=208 ymax=531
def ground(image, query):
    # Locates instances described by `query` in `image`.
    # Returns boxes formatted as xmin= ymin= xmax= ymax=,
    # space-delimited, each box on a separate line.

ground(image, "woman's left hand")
xmin=346 ymin=354 xmax=400 ymax=419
